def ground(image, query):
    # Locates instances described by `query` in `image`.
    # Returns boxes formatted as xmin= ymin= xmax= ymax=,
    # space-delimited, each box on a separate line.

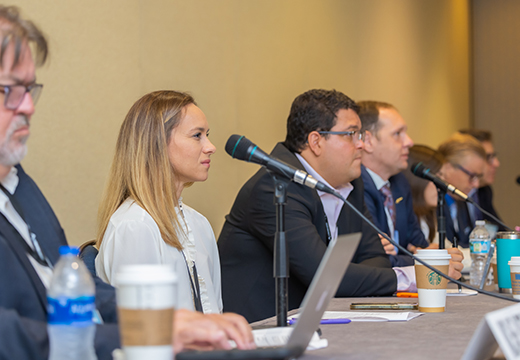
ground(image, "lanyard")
xmin=181 ymin=251 xmax=203 ymax=312
xmin=0 ymin=183 xmax=53 ymax=268
xmin=178 ymin=201 xmax=203 ymax=312
xmin=324 ymin=215 xmax=332 ymax=244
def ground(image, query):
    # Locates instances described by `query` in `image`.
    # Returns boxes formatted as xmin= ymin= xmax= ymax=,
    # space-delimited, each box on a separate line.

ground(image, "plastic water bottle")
xmin=469 ymin=220 xmax=492 ymax=286
xmin=47 ymin=246 xmax=97 ymax=360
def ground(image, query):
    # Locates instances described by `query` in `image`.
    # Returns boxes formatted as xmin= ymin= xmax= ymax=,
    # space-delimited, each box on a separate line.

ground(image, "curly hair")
xmin=284 ymin=89 xmax=358 ymax=153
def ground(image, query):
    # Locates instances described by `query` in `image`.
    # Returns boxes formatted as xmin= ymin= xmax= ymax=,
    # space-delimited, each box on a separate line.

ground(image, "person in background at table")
xmin=458 ymin=129 xmax=504 ymax=232
xmin=218 ymin=89 xmax=464 ymax=323
xmin=0 ymin=6 xmax=253 ymax=359
xmin=96 ymin=91 xmax=224 ymax=315
xmin=402 ymin=144 xmax=446 ymax=247
xmin=438 ymin=133 xmax=487 ymax=248
xmin=357 ymin=101 xmax=429 ymax=267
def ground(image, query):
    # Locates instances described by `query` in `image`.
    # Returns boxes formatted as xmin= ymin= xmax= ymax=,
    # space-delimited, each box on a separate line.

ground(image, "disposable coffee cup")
xmin=509 ymin=257 xmax=520 ymax=300
xmin=115 ymin=264 xmax=177 ymax=360
xmin=414 ymin=249 xmax=451 ymax=312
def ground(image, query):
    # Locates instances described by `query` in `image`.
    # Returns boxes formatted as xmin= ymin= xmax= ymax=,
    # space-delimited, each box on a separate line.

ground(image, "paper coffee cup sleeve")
xmin=415 ymin=265 xmax=449 ymax=289
xmin=118 ymin=308 xmax=174 ymax=346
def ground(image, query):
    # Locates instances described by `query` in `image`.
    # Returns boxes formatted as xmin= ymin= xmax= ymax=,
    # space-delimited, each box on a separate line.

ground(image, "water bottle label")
xmin=47 ymin=296 xmax=95 ymax=326
xmin=470 ymin=240 xmax=491 ymax=254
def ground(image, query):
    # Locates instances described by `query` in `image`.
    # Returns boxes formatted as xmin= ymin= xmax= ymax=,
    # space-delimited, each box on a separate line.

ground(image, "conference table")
xmin=253 ymin=289 xmax=514 ymax=359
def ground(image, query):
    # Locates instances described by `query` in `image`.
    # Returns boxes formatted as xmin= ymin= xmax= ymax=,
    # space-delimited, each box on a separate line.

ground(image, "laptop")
xmin=176 ymin=232 xmax=362 ymax=360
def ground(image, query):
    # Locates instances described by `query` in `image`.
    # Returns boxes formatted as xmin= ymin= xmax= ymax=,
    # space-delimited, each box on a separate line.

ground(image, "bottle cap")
xmin=59 ymin=245 xmax=80 ymax=256
xmin=475 ymin=220 xmax=486 ymax=226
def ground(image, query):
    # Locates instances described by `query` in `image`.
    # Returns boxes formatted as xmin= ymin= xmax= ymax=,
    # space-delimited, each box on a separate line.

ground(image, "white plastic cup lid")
xmin=414 ymin=249 xmax=451 ymax=260
xmin=508 ymin=257 xmax=520 ymax=266
xmin=115 ymin=264 xmax=177 ymax=285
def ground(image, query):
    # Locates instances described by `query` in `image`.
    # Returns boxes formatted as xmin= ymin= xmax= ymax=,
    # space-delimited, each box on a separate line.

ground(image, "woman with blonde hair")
xmin=95 ymin=90 xmax=221 ymax=313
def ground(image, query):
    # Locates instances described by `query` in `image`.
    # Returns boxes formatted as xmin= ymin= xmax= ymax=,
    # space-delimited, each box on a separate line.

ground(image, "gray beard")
xmin=0 ymin=116 xmax=29 ymax=167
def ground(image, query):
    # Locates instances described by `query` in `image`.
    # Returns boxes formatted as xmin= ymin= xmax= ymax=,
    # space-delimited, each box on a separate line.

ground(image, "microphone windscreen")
xmin=225 ymin=134 xmax=253 ymax=161
xmin=411 ymin=162 xmax=426 ymax=176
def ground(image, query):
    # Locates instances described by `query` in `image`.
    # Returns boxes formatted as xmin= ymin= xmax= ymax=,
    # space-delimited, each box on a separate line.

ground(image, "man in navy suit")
xmin=357 ymin=101 xmax=429 ymax=266
xmin=458 ymin=129 xmax=504 ymax=231
xmin=0 ymin=6 xmax=253 ymax=359
xmin=438 ymin=133 xmax=487 ymax=247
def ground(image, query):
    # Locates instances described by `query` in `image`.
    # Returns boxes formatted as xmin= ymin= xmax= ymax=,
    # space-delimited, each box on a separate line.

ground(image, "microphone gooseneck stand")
xmin=269 ymin=172 xmax=290 ymax=327
xmin=438 ymin=189 xmax=463 ymax=292
xmin=466 ymin=197 xmax=512 ymax=232
xmin=328 ymin=188 xmax=520 ymax=304
xmin=437 ymin=189 xmax=447 ymax=250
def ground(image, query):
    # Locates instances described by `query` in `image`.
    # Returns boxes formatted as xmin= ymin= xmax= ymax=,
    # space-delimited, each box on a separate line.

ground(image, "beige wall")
xmin=472 ymin=0 xmax=520 ymax=227
xmin=12 ymin=0 xmax=470 ymax=245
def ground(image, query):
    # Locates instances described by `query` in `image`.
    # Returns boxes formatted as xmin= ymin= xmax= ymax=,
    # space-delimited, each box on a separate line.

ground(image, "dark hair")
xmin=0 ymin=6 xmax=48 ymax=68
xmin=357 ymin=101 xmax=397 ymax=135
xmin=403 ymin=145 xmax=445 ymax=243
xmin=458 ymin=129 xmax=492 ymax=143
xmin=284 ymin=89 xmax=358 ymax=153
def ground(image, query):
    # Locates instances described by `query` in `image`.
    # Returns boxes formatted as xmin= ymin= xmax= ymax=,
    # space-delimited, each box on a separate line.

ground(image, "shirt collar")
xmin=0 ymin=166 xmax=19 ymax=211
xmin=294 ymin=153 xmax=353 ymax=199
xmin=365 ymin=167 xmax=389 ymax=191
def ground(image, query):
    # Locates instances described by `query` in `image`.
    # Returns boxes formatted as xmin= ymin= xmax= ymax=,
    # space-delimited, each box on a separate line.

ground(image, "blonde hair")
xmin=438 ymin=133 xmax=486 ymax=165
xmin=96 ymin=90 xmax=195 ymax=250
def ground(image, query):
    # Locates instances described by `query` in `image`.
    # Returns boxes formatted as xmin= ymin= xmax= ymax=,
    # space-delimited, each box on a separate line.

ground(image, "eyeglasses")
xmin=318 ymin=130 xmax=365 ymax=143
xmin=0 ymin=83 xmax=43 ymax=110
xmin=454 ymin=163 xmax=483 ymax=183
xmin=486 ymin=152 xmax=498 ymax=163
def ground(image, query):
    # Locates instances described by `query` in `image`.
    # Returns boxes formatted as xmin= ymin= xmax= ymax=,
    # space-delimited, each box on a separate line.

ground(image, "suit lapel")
xmin=361 ymin=167 xmax=389 ymax=234
xmin=0 ymin=214 xmax=48 ymax=311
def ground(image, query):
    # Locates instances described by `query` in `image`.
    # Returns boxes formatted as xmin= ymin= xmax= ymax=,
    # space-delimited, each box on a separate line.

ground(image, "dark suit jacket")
xmin=444 ymin=196 xmax=472 ymax=248
xmin=0 ymin=165 xmax=119 ymax=360
xmin=476 ymin=185 xmax=506 ymax=231
xmin=218 ymin=143 xmax=397 ymax=323
xmin=361 ymin=166 xmax=429 ymax=267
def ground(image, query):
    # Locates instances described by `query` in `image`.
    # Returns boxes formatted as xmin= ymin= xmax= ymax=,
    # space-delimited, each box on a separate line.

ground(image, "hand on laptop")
xmin=174 ymin=309 xmax=256 ymax=352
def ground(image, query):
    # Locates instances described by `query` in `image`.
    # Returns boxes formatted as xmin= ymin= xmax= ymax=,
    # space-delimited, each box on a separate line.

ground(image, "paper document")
xmin=291 ymin=310 xmax=423 ymax=322
xmin=229 ymin=327 xmax=327 ymax=350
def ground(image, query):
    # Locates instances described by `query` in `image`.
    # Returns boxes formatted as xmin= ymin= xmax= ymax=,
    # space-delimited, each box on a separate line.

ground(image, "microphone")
xmin=516 ymin=176 xmax=520 ymax=185
xmin=411 ymin=162 xmax=469 ymax=200
xmin=225 ymin=135 xmax=336 ymax=195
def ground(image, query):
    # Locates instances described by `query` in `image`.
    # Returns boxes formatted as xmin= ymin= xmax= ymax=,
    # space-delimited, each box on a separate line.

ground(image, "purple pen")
xmin=288 ymin=318 xmax=351 ymax=325
xmin=320 ymin=319 xmax=351 ymax=325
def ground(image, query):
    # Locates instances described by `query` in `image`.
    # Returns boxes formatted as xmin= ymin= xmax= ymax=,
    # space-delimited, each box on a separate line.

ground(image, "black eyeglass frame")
xmin=453 ymin=163 xmax=483 ymax=183
xmin=486 ymin=152 xmax=498 ymax=163
xmin=318 ymin=130 xmax=365 ymax=142
xmin=0 ymin=83 xmax=43 ymax=110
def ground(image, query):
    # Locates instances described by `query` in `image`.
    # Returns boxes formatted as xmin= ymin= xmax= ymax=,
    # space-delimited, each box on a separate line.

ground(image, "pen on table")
xmin=395 ymin=292 xmax=418 ymax=298
xmin=288 ymin=318 xmax=351 ymax=325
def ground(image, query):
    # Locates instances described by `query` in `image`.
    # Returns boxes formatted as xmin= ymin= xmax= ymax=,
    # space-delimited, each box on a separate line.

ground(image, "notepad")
xmin=249 ymin=327 xmax=327 ymax=350
xmin=291 ymin=310 xmax=423 ymax=322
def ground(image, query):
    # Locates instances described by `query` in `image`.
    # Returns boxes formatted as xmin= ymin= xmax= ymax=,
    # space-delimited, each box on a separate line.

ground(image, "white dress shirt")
xmin=95 ymin=198 xmax=223 ymax=314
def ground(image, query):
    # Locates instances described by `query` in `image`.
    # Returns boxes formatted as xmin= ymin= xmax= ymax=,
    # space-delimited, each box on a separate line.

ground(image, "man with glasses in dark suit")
xmin=458 ymin=129 xmax=504 ymax=230
xmin=438 ymin=133 xmax=487 ymax=248
xmin=218 ymin=89 xmax=464 ymax=323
